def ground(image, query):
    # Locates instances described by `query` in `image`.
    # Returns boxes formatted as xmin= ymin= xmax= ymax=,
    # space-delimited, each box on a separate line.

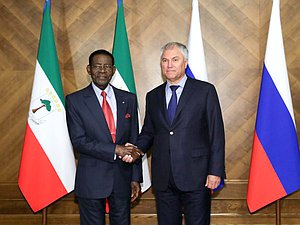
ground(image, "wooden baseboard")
xmin=1 ymin=214 xmax=300 ymax=225
xmin=1 ymin=182 xmax=299 ymax=225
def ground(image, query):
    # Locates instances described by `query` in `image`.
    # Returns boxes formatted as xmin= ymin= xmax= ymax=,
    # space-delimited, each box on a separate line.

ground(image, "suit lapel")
xmin=172 ymin=78 xmax=194 ymax=125
xmin=83 ymin=84 xmax=112 ymax=141
xmin=156 ymin=83 xmax=170 ymax=127
xmin=114 ymin=87 xmax=127 ymax=143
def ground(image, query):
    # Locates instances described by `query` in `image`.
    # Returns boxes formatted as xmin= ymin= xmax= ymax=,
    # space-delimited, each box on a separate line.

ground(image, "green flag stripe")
xmin=37 ymin=3 xmax=65 ymax=105
xmin=112 ymin=2 xmax=136 ymax=94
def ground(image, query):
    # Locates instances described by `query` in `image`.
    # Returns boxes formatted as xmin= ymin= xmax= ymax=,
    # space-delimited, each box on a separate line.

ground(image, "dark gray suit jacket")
xmin=66 ymin=84 xmax=142 ymax=199
xmin=137 ymin=77 xmax=225 ymax=191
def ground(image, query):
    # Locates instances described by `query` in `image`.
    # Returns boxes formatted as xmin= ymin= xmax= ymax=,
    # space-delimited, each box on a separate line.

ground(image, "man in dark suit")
xmin=66 ymin=49 xmax=143 ymax=225
xmin=131 ymin=42 xmax=225 ymax=225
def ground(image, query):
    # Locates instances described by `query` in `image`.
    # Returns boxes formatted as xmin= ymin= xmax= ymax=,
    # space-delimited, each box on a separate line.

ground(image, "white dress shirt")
xmin=92 ymin=82 xmax=117 ymax=127
xmin=165 ymin=75 xmax=187 ymax=107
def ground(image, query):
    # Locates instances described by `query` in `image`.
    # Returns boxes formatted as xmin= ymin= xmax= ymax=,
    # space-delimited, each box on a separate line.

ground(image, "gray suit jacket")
xmin=66 ymin=84 xmax=142 ymax=198
xmin=137 ymin=77 xmax=225 ymax=191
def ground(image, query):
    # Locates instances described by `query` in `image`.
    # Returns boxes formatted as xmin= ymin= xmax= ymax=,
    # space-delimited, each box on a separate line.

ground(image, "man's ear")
xmin=86 ymin=65 xmax=91 ymax=75
xmin=112 ymin=66 xmax=116 ymax=75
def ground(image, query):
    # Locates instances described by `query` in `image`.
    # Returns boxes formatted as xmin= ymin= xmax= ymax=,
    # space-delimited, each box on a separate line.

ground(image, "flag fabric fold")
xmin=186 ymin=0 xmax=224 ymax=193
xmin=186 ymin=0 xmax=208 ymax=81
xmin=18 ymin=0 xmax=76 ymax=212
xmin=111 ymin=0 xmax=151 ymax=193
xmin=247 ymin=0 xmax=300 ymax=213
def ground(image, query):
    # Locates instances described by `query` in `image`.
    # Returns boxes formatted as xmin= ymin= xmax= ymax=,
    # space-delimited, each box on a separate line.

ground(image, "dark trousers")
xmin=78 ymin=191 xmax=130 ymax=225
xmin=155 ymin=173 xmax=211 ymax=225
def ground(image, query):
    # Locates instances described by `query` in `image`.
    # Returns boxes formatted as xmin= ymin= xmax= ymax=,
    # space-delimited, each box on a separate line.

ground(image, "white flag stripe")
xmin=264 ymin=0 xmax=295 ymax=124
xmin=140 ymin=154 xmax=151 ymax=191
xmin=111 ymin=70 xmax=130 ymax=91
xmin=187 ymin=0 xmax=208 ymax=81
xmin=28 ymin=61 xmax=76 ymax=192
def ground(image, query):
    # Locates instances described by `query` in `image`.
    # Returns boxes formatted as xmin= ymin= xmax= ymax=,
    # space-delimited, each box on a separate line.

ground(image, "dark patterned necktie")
xmin=167 ymin=85 xmax=179 ymax=124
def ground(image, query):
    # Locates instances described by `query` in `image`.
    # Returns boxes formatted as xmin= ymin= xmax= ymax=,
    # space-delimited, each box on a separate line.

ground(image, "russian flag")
xmin=247 ymin=0 xmax=300 ymax=213
xmin=186 ymin=0 xmax=224 ymax=193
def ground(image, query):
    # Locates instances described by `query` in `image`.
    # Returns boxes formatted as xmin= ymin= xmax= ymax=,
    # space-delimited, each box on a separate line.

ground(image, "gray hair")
xmin=160 ymin=42 xmax=188 ymax=61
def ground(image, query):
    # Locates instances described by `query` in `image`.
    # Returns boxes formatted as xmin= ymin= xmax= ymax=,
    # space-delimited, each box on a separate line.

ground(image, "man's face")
xmin=87 ymin=54 xmax=116 ymax=90
xmin=160 ymin=46 xmax=187 ymax=84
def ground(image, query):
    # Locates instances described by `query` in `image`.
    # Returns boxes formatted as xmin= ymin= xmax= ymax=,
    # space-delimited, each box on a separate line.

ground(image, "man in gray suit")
xmin=125 ymin=42 xmax=225 ymax=225
xmin=66 ymin=49 xmax=143 ymax=225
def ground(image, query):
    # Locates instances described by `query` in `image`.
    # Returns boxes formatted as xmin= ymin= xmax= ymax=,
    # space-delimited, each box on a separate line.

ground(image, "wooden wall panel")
xmin=0 ymin=0 xmax=299 ymax=224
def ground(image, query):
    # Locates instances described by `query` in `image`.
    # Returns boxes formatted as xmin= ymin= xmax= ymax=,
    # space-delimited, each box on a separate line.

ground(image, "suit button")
xmin=170 ymin=131 xmax=174 ymax=135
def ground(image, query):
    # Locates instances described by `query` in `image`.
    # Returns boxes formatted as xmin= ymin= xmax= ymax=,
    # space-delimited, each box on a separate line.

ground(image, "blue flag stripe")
xmin=256 ymin=65 xmax=300 ymax=194
xmin=185 ymin=65 xmax=195 ymax=79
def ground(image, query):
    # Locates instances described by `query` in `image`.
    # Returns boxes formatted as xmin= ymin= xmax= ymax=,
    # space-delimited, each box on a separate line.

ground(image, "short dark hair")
xmin=89 ymin=49 xmax=115 ymax=65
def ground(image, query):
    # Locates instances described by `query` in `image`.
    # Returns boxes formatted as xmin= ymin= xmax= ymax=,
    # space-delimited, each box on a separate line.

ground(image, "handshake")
xmin=115 ymin=143 xmax=144 ymax=163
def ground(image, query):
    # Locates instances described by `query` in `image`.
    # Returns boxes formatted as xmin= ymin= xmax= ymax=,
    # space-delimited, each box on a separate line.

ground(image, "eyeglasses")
xmin=91 ymin=64 xmax=114 ymax=71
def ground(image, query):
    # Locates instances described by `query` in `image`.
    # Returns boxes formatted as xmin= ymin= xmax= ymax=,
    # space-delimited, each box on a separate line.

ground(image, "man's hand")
xmin=131 ymin=181 xmax=141 ymax=202
xmin=115 ymin=145 xmax=134 ymax=158
xmin=205 ymin=175 xmax=221 ymax=190
xmin=121 ymin=143 xmax=144 ymax=163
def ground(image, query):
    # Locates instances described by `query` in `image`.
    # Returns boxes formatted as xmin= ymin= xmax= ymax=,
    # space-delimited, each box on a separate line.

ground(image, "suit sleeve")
xmin=66 ymin=95 xmax=116 ymax=163
xmin=136 ymin=93 xmax=155 ymax=153
xmin=206 ymin=86 xmax=226 ymax=178
xmin=130 ymin=95 xmax=143 ymax=182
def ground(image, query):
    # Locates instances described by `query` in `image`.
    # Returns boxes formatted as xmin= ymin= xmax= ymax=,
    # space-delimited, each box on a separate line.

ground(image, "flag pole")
xmin=276 ymin=200 xmax=281 ymax=225
xmin=42 ymin=208 xmax=47 ymax=225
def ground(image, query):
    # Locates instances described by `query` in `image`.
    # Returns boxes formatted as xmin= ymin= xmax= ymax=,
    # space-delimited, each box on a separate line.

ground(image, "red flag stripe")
xmin=247 ymin=132 xmax=286 ymax=212
xmin=18 ymin=124 xmax=68 ymax=212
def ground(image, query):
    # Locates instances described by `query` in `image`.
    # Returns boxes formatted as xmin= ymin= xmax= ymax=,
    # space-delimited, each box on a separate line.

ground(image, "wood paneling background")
xmin=0 ymin=0 xmax=299 ymax=224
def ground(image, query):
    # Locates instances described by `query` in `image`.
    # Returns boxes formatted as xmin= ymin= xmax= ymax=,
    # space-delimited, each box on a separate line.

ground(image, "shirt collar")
xmin=166 ymin=75 xmax=187 ymax=89
xmin=92 ymin=82 xmax=113 ymax=98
